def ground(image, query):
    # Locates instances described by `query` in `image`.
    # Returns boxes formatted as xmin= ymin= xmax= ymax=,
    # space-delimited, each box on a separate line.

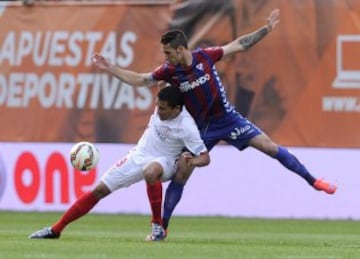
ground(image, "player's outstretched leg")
xmin=276 ymin=146 xmax=337 ymax=194
xmin=162 ymin=180 xmax=184 ymax=233
xmin=162 ymin=159 xmax=194 ymax=235
xmin=29 ymin=191 xmax=100 ymax=239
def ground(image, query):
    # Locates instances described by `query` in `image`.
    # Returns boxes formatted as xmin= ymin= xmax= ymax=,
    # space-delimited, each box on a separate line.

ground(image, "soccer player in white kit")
xmin=29 ymin=86 xmax=210 ymax=240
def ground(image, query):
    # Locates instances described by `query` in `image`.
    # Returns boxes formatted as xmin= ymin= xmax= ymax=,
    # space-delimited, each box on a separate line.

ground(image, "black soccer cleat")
xmin=28 ymin=227 xmax=60 ymax=239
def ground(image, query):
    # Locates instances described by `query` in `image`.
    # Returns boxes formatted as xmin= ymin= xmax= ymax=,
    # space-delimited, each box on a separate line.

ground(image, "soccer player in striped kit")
xmin=92 ymin=9 xmax=336 ymax=241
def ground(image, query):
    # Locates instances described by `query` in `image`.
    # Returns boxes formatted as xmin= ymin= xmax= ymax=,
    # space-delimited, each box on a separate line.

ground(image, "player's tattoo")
xmin=238 ymin=26 xmax=269 ymax=50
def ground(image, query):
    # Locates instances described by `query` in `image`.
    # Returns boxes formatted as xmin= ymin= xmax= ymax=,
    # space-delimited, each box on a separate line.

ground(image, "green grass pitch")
xmin=1 ymin=211 xmax=360 ymax=259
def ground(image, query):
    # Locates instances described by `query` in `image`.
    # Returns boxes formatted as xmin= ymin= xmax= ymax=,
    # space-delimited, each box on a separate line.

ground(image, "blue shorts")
xmin=200 ymin=112 xmax=262 ymax=151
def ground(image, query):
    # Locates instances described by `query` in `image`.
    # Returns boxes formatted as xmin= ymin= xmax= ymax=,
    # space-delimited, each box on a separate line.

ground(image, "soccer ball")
xmin=70 ymin=142 xmax=100 ymax=171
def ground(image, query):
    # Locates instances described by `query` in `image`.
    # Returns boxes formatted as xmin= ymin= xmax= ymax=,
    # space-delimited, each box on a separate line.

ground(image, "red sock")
xmin=146 ymin=181 xmax=162 ymax=225
xmin=52 ymin=191 xmax=99 ymax=234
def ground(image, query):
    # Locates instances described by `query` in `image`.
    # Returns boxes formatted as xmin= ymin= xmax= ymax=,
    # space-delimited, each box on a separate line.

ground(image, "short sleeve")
xmin=181 ymin=117 xmax=208 ymax=156
xmin=202 ymin=47 xmax=224 ymax=62
xmin=152 ymin=64 xmax=167 ymax=81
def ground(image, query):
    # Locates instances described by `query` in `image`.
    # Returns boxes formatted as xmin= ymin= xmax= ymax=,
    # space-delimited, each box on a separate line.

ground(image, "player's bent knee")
xmin=92 ymin=182 xmax=111 ymax=199
xmin=174 ymin=163 xmax=194 ymax=183
xmin=143 ymin=163 xmax=163 ymax=184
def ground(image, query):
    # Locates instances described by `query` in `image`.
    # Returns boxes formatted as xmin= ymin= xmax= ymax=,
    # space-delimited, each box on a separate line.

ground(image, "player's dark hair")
xmin=161 ymin=30 xmax=188 ymax=49
xmin=158 ymin=86 xmax=184 ymax=110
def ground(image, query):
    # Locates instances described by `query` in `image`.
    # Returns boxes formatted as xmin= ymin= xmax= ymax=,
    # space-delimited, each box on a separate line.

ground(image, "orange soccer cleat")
xmin=313 ymin=179 xmax=337 ymax=194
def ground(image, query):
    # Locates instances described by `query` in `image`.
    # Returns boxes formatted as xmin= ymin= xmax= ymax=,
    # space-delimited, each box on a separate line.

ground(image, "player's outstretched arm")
xmin=222 ymin=8 xmax=280 ymax=58
xmin=92 ymin=53 xmax=156 ymax=87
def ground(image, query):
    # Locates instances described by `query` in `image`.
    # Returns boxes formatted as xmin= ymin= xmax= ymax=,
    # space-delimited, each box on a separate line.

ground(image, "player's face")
xmin=156 ymin=99 xmax=180 ymax=121
xmin=161 ymin=44 xmax=182 ymax=65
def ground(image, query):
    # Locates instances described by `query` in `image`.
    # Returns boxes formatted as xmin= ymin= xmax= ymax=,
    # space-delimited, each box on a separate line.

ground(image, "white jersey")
xmin=134 ymin=107 xmax=207 ymax=160
xmin=101 ymin=107 xmax=208 ymax=192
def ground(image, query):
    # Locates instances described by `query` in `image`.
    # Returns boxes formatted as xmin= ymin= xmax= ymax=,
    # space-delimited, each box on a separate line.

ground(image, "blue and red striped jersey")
xmin=152 ymin=47 xmax=236 ymax=130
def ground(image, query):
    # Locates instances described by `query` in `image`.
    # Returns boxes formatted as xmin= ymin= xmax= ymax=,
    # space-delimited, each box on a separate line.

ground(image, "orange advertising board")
xmin=0 ymin=3 xmax=168 ymax=143
xmin=0 ymin=1 xmax=360 ymax=147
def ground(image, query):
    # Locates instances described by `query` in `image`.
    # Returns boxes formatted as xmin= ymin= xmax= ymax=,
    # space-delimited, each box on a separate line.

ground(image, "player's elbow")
xmin=129 ymin=75 xmax=148 ymax=87
xmin=222 ymin=42 xmax=245 ymax=57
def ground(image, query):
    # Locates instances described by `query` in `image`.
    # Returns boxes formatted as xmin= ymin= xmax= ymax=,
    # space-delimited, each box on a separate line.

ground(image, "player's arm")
xmin=182 ymin=116 xmax=211 ymax=167
xmin=222 ymin=8 xmax=280 ymax=58
xmin=92 ymin=53 xmax=156 ymax=87
xmin=182 ymin=151 xmax=210 ymax=167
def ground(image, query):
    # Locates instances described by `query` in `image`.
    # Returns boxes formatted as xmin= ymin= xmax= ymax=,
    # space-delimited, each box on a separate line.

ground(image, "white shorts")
xmin=100 ymin=151 xmax=177 ymax=192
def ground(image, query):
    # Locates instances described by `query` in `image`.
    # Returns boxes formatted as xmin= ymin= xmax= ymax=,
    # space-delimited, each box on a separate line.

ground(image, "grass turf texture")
xmin=1 ymin=211 xmax=360 ymax=259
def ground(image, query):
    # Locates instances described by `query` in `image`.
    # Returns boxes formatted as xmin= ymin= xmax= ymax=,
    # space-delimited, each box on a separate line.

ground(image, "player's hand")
xmin=92 ymin=53 xmax=111 ymax=70
xmin=266 ymin=9 xmax=280 ymax=31
xmin=181 ymin=151 xmax=194 ymax=167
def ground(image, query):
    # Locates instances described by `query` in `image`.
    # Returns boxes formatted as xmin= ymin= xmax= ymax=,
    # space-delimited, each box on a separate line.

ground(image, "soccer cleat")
xmin=313 ymin=179 xmax=337 ymax=194
xmin=28 ymin=227 xmax=60 ymax=239
xmin=144 ymin=223 xmax=165 ymax=241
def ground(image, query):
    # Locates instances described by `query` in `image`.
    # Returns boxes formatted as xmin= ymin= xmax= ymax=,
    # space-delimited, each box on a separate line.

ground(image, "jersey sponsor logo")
xmin=179 ymin=73 xmax=211 ymax=92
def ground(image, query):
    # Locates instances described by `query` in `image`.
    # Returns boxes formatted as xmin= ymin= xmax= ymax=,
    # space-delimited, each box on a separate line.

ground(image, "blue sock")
xmin=276 ymin=146 xmax=316 ymax=185
xmin=162 ymin=180 xmax=184 ymax=230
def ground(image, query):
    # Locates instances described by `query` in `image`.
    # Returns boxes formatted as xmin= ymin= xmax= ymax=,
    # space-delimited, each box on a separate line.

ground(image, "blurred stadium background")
xmin=0 ymin=0 xmax=360 ymax=221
